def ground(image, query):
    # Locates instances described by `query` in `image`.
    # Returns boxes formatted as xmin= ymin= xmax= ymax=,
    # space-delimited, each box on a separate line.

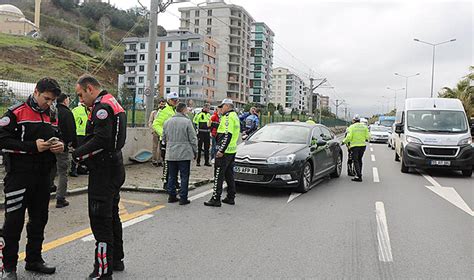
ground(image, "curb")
xmin=0 ymin=179 xmax=214 ymax=210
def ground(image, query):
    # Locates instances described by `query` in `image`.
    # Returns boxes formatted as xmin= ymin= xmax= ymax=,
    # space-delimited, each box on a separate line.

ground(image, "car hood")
xmin=237 ymin=141 xmax=307 ymax=158
xmin=371 ymin=131 xmax=390 ymax=136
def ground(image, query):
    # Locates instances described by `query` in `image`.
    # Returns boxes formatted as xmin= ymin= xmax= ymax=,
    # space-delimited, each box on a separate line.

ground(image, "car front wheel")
xmin=296 ymin=162 xmax=312 ymax=193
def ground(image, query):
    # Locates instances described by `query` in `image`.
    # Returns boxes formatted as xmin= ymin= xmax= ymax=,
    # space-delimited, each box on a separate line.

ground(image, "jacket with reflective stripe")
xmin=72 ymin=104 xmax=88 ymax=137
xmin=152 ymin=103 xmax=175 ymax=137
xmin=343 ymin=122 xmax=370 ymax=148
xmin=193 ymin=111 xmax=211 ymax=130
xmin=216 ymin=110 xmax=240 ymax=154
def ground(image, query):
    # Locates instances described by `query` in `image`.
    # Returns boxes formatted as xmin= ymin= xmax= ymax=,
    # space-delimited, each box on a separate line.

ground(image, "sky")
xmin=109 ymin=0 xmax=472 ymax=117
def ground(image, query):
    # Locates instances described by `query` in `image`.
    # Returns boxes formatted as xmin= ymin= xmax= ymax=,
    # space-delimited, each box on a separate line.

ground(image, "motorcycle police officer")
xmin=193 ymin=103 xmax=212 ymax=167
xmin=0 ymin=77 xmax=64 ymax=279
xmin=204 ymin=99 xmax=240 ymax=207
xmin=343 ymin=115 xmax=370 ymax=182
xmin=72 ymin=75 xmax=127 ymax=280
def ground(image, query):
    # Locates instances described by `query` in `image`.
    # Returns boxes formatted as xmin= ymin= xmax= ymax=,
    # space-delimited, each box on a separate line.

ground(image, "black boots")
xmin=25 ymin=261 xmax=56 ymax=274
xmin=204 ymin=197 xmax=221 ymax=207
xmin=221 ymin=197 xmax=235 ymax=205
xmin=351 ymin=177 xmax=363 ymax=182
xmin=1 ymin=270 xmax=17 ymax=280
xmin=56 ymin=198 xmax=70 ymax=208
xmin=113 ymin=260 xmax=125 ymax=271
xmin=168 ymin=195 xmax=179 ymax=203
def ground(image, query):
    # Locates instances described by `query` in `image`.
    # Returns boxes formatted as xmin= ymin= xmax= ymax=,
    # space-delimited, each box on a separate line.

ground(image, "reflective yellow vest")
xmin=152 ymin=103 xmax=176 ymax=137
xmin=72 ymin=104 xmax=88 ymax=136
xmin=343 ymin=122 xmax=370 ymax=148
xmin=217 ymin=111 xmax=240 ymax=154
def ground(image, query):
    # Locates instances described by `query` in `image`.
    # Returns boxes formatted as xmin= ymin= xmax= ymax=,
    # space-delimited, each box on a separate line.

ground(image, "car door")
xmin=310 ymin=127 xmax=329 ymax=178
xmin=319 ymin=126 xmax=336 ymax=170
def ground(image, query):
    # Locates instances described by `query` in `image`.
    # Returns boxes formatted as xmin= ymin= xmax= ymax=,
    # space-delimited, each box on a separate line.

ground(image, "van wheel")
xmin=462 ymin=169 xmax=472 ymax=177
xmin=400 ymin=150 xmax=409 ymax=173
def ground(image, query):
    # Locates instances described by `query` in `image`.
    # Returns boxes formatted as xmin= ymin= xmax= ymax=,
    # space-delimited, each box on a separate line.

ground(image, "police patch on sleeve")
xmin=96 ymin=109 xmax=108 ymax=120
xmin=0 ymin=116 xmax=10 ymax=127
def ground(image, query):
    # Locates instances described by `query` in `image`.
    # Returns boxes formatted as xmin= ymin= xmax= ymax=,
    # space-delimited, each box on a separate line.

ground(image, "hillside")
xmin=0 ymin=33 xmax=118 ymax=94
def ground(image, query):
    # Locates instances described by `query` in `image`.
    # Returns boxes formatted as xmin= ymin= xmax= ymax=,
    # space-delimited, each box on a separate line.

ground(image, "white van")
xmin=393 ymin=98 xmax=473 ymax=177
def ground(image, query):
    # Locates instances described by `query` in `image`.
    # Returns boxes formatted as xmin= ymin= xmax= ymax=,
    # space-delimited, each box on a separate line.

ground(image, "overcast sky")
xmin=110 ymin=0 xmax=472 ymax=117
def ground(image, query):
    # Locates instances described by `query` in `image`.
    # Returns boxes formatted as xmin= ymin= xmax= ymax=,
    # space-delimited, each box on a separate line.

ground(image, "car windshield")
xmin=407 ymin=110 xmax=468 ymax=133
xmin=370 ymin=126 xmax=388 ymax=132
xmin=249 ymin=124 xmax=310 ymax=144
xmin=380 ymin=119 xmax=395 ymax=127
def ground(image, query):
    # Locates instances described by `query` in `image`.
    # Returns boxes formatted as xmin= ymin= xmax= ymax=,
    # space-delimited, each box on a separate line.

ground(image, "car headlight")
xmin=458 ymin=137 xmax=472 ymax=146
xmin=267 ymin=154 xmax=296 ymax=164
xmin=406 ymin=136 xmax=422 ymax=144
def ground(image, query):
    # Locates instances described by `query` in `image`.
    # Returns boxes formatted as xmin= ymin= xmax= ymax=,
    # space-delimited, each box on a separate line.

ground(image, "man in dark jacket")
xmin=72 ymin=75 xmax=127 ymax=279
xmin=0 ymin=77 xmax=64 ymax=279
xmin=51 ymin=93 xmax=77 ymax=208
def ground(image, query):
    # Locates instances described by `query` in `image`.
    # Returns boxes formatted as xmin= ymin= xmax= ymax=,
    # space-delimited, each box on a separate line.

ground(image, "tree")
xmin=51 ymin=0 xmax=76 ymax=11
xmin=439 ymin=67 xmax=473 ymax=118
xmin=89 ymin=32 xmax=103 ymax=50
xmin=267 ymin=102 xmax=276 ymax=115
xmin=276 ymin=103 xmax=284 ymax=115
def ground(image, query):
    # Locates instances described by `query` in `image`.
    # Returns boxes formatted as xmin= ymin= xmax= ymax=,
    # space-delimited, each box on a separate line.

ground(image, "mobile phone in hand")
xmin=47 ymin=137 xmax=60 ymax=144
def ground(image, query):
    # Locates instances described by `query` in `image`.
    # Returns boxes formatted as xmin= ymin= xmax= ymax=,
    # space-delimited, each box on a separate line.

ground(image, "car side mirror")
xmin=395 ymin=123 xmax=404 ymax=134
xmin=316 ymin=140 xmax=327 ymax=147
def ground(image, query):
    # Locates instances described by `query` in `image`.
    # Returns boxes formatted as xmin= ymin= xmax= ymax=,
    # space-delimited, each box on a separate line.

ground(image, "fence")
xmin=260 ymin=113 xmax=349 ymax=128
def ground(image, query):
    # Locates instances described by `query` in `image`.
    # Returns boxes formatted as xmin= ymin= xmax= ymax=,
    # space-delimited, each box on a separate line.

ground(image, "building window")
xmin=168 ymin=41 xmax=173 ymax=48
xmin=166 ymin=88 xmax=171 ymax=94
xmin=140 ymin=43 xmax=145 ymax=49
xmin=207 ymin=18 xmax=212 ymax=25
xmin=129 ymin=44 xmax=136 ymax=51
xmin=180 ymin=52 xmax=187 ymax=61
xmin=139 ymin=54 xmax=145 ymax=61
xmin=194 ymin=28 xmax=199 ymax=34
xmin=128 ymin=66 xmax=136 ymax=72
xmin=195 ymin=10 xmax=199 ymax=17
xmin=166 ymin=76 xmax=171 ymax=82
xmin=139 ymin=65 xmax=145 ymax=72
xmin=167 ymin=53 xmax=172 ymax=59
xmin=195 ymin=19 xmax=199 ymax=25
xmin=207 ymin=9 xmax=212 ymax=16
xmin=138 ymin=77 xmax=144 ymax=83
xmin=167 ymin=64 xmax=172 ymax=71
xmin=206 ymin=27 xmax=212 ymax=34
xmin=155 ymin=65 xmax=157 ymax=71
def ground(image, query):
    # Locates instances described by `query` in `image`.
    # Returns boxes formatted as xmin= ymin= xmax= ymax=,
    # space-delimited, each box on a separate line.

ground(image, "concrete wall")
xmin=122 ymin=127 xmax=153 ymax=165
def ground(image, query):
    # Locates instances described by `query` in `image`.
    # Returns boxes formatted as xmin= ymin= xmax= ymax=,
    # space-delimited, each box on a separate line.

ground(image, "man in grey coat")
xmin=163 ymin=103 xmax=198 ymax=205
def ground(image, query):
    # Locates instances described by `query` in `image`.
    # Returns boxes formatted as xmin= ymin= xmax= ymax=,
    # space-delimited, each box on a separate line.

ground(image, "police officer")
xmin=306 ymin=117 xmax=316 ymax=124
xmin=193 ymin=103 xmax=212 ymax=167
xmin=152 ymin=92 xmax=179 ymax=193
xmin=0 ymin=77 xmax=64 ymax=279
xmin=70 ymin=101 xmax=89 ymax=176
xmin=204 ymin=99 xmax=240 ymax=207
xmin=343 ymin=115 xmax=370 ymax=182
xmin=72 ymin=75 xmax=127 ymax=279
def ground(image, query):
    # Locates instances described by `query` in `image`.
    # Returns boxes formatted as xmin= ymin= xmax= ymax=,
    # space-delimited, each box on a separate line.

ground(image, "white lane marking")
xmin=370 ymin=148 xmax=374 ymax=152
xmin=369 ymin=143 xmax=373 ymax=146
xmin=376 ymin=202 xmax=393 ymax=262
xmin=287 ymin=193 xmax=302 ymax=203
xmin=82 ymin=214 xmax=154 ymax=242
xmin=371 ymin=154 xmax=376 ymax=162
xmin=420 ymin=171 xmax=473 ymax=217
xmin=373 ymin=167 xmax=380 ymax=183
xmin=190 ymin=188 xmax=214 ymax=201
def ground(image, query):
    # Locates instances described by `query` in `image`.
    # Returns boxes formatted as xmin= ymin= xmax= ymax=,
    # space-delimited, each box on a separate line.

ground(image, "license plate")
xmin=234 ymin=166 xmax=258 ymax=174
xmin=430 ymin=160 xmax=451 ymax=166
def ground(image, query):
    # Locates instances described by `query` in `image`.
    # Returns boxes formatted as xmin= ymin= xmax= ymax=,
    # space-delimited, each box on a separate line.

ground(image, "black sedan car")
xmin=234 ymin=122 xmax=343 ymax=192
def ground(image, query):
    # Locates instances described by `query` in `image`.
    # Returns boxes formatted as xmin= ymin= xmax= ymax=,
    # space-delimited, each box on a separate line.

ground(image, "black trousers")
xmin=350 ymin=146 xmax=366 ymax=178
xmin=2 ymin=168 xmax=52 ymax=271
xmin=197 ymin=132 xmax=210 ymax=165
xmin=212 ymin=154 xmax=236 ymax=199
xmin=161 ymin=148 xmax=179 ymax=191
xmin=87 ymin=154 xmax=125 ymax=277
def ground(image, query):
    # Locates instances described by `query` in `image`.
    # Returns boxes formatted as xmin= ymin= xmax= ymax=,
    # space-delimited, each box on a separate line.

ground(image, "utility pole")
xmin=145 ymin=0 xmax=159 ymax=122
xmin=334 ymin=99 xmax=344 ymax=119
xmin=344 ymin=106 xmax=348 ymax=121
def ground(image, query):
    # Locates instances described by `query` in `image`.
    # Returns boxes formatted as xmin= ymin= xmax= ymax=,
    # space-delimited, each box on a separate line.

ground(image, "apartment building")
xmin=250 ymin=22 xmax=274 ymax=105
xmin=179 ymin=0 xmax=255 ymax=106
xmin=122 ymin=30 xmax=218 ymax=107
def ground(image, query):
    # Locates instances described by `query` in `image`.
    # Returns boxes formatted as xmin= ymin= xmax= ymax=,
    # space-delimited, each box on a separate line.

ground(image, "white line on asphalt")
xmin=375 ymin=202 xmax=393 ymax=262
xmin=373 ymin=167 xmax=380 ymax=183
xmin=419 ymin=171 xmax=474 ymax=217
xmin=371 ymin=155 xmax=376 ymax=162
xmin=189 ymin=188 xmax=214 ymax=201
xmin=370 ymin=147 xmax=374 ymax=152
xmin=81 ymin=214 xmax=155 ymax=242
xmin=287 ymin=193 xmax=302 ymax=203
xmin=369 ymin=143 xmax=373 ymax=146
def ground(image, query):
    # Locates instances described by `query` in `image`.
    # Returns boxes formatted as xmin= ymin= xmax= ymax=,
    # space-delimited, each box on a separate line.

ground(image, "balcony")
xmin=187 ymin=69 xmax=203 ymax=75
xmin=186 ymin=81 xmax=204 ymax=87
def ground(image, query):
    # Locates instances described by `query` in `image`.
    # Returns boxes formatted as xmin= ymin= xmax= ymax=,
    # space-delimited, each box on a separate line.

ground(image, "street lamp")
xmin=394 ymin=72 xmax=420 ymax=99
xmin=414 ymin=38 xmax=456 ymax=98
xmin=386 ymin=86 xmax=405 ymax=111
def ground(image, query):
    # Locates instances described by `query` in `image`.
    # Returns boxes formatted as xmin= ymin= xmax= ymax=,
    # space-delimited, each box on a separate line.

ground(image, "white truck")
xmin=393 ymin=98 xmax=473 ymax=177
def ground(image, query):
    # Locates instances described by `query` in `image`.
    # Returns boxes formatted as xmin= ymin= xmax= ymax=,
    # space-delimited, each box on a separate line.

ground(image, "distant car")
xmin=388 ymin=123 xmax=396 ymax=150
xmin=234 ymin=122 xmax=343 ymax=193
xmin=369 ymin=125 xmax=390 ymax=143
